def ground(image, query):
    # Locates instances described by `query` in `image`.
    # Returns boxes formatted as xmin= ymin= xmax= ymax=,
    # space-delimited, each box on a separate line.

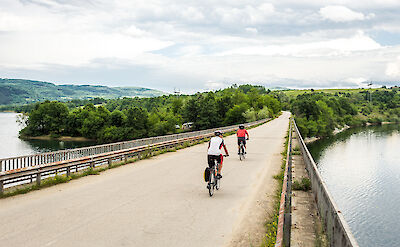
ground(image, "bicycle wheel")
xmin=215 ymin=176 xmax=220 ymax=190
xmin=208 ymin=170 xmax=215 ymax=197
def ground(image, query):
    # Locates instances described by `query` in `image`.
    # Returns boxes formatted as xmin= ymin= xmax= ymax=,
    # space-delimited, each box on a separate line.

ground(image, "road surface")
xmin=0 ymin=112 xmax=290 ymax=247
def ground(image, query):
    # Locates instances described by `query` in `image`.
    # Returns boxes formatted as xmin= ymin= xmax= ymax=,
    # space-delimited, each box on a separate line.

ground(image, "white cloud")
xmin=245 ymin=27 xmax=258 ymax=34
xmin=385 ymin=56 xmax=400 ymax=78
xmin=320 ymin=5 xmax=367 ymax=22
xmin=1 ymin=0 xmax=400 ymax=91
xmin=213 ymin=3 xmax=274 ymax=25
xmin=218 ymin=31 xmax=381 ymax=57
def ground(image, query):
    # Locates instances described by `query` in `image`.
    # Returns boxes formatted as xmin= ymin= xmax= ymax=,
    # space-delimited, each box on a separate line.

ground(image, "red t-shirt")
xmin=237 ymin=129 xmax=248 ymax=137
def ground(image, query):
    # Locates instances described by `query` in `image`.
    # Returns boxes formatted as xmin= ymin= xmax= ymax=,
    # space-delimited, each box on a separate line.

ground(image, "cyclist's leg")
xmin=217 ymin=154 xmax=223 ymax=176
xmin=208 ymin=155 xmax=217 ymax=168
xmin=237 ymin=138 xmax=241 ymax=154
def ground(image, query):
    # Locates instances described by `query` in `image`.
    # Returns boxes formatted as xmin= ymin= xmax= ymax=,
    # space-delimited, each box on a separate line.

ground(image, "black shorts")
xmin=237 ymin=137 xmax=246 ymax=145
xmin=208 ymin=154 xmax=222 ymax=167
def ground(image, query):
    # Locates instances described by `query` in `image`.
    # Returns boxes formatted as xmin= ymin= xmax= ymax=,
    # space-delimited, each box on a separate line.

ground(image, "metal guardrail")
xmin=293 ymin=120 xmax=359 ymax=247
xmin=275 ymin=118 xmax=293 ymax=247
xmin=0 ymin=119 xmax=267 ymax=172
xmin=0 ymin=119 xmax=268 ymax=194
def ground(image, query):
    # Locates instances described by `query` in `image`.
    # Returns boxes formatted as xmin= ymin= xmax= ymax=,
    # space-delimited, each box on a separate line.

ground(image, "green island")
xmin=16 ymin=84 xmax=281 ymax=142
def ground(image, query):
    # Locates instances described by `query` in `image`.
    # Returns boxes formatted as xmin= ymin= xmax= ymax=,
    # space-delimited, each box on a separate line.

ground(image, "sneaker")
xmin=217 ymin=174 xmax=222 ymax=179
xmin=207 ymin=184 xmax=211 ymax=189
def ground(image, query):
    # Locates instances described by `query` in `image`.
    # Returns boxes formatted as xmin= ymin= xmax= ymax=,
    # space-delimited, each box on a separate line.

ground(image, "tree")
xmin=20 ymin=101 xmax=69 ymax=136
xmin=225 ymin=103 xmax=249 ymax=125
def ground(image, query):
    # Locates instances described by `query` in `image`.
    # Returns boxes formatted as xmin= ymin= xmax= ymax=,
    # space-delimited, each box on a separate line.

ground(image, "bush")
xmin=293 ymin=177 xmax=311 ymax=191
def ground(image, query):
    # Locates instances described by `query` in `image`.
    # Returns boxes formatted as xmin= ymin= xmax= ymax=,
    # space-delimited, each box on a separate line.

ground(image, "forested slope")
xmin=0 ymin=78 xmax=164 ymax=106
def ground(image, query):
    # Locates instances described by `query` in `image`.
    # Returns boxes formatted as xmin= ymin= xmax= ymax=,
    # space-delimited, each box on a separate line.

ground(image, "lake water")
xmin=0 ymin=112 xmax=96 ymax=159
xmin=307 ymin=124 xmax=400 ymax=247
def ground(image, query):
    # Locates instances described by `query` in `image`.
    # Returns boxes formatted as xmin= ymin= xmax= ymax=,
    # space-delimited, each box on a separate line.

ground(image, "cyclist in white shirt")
xmin=207 ymin=130 xmax=229 ymax=178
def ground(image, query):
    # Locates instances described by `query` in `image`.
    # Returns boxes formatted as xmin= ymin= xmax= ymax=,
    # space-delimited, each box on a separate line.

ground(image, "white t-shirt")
xmin=208 ymin=136 xmax=225 ymax=155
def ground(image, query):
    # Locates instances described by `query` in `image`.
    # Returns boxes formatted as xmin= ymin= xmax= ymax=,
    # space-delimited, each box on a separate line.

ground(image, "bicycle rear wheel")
xmin=239 ymin=144 xmax=244 ymax=161
xmin=208 ymin=171 xmax=215 ymax=196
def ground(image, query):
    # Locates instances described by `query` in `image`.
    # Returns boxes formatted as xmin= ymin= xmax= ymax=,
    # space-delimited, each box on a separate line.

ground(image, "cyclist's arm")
xmin=222 ymin=143 xmax=229 ymax=156
xmin=245 ymin=130 xmax=249 ymax=139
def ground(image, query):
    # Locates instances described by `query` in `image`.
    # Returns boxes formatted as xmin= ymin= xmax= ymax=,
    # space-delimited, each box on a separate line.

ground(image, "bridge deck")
xmin=0 ymin=112 xmax=290 ymax=247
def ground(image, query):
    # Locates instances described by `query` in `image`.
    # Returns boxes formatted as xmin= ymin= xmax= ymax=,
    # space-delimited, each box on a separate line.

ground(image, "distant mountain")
xmin=0 ymin=79 xmax=165 ymax=105
xmin=268 ymin=86 xmax=291 ymax=91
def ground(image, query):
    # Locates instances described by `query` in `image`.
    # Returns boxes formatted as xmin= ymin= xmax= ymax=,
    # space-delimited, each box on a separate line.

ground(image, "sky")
xmin=1 ymin=0 xmax=400 ymax=93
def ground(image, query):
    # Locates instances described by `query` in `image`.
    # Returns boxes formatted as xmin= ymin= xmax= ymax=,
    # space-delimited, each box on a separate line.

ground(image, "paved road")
xmin=0 ymin=112 xmax=290 ymax=247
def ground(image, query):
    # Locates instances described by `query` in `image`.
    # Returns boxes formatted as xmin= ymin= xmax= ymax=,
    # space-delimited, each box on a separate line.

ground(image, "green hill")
xmin=0 ymin=79 xmax=165 ymax=105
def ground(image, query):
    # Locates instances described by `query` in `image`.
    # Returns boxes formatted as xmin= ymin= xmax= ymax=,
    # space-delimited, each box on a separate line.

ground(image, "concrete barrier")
xmin=293 ymin=120 xmax=359 ymax=247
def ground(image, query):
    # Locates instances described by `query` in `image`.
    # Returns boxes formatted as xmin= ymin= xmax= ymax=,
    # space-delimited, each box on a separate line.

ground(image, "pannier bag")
xmin=204 ymin=167 xmax=210 ymax=182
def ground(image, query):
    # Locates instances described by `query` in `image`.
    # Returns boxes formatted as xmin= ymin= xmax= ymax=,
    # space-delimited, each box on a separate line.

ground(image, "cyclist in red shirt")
xmin=237 ymin=124 xmax=249 ymax=154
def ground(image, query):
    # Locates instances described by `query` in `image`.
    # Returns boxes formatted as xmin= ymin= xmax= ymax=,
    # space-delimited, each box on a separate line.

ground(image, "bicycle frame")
xmin=239 ymin=142 xmax=246 ymax=161
xmin=207 ymin=159 xmax=220 ymax=196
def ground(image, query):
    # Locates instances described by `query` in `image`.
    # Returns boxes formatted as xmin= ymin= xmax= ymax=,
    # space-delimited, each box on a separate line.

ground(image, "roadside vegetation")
xmin=279 ymin=86 xmax=400 ymax=138
xmin=17 ymin=85 xmax=281 ymax=142
xmin=261 ymin=129 xmax=289 ymax=246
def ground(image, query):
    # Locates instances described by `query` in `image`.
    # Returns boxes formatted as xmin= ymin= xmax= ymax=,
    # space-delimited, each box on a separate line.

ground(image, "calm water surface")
xmin=308 ymin=124 xmax=400 ymax=247
xmin=0 ymin=112 xmax=96 ymax=159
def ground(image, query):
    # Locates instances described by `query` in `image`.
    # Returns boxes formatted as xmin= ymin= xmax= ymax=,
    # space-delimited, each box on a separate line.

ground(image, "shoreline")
xmin=21 ymin=135 xmax=95 ymax=142
xmin=304 ymin=121 xmax=400 ymax=144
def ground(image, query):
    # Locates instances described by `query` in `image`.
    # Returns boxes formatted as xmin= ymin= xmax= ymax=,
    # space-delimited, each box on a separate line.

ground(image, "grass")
xmin=282 ymin=88 xmax=391 ymax=98
xmin=292 ymin=177 xmax=311 ymax=191
xmin=0 ymin=117 xmax=277 ymax=199
xmin=261 ymin=126 xmax=290 ymax=247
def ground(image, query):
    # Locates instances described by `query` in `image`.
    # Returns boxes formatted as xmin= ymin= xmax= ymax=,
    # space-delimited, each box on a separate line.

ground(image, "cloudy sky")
xmin=1 ymin=0 xmax=400 ymax=93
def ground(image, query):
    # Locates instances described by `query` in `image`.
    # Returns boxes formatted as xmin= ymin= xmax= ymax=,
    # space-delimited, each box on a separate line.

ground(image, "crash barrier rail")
xmin=293 ymin=120 xmax=359 ymax=246
xmin=0 ymin=119 xmax=267 ymax=172
xmin=275 ymin=118 xmax=293 ymax=247
xmin=0 ymin=119 xmax=268 ymax=194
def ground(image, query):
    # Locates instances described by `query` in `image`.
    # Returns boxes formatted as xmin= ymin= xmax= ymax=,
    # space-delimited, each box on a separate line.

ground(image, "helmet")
xmin=239 ymin=124 xmax=244 ymax=129
xmin=214 ymin=130 xmax=222 ymax=136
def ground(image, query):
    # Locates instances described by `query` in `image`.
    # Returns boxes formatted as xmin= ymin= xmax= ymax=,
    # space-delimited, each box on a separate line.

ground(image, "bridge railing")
xmin=0 ymin=119 xmax=268 ymax=194
xmin=0 ymin=119 xmax=267 ymax=172
xmin=275 ymin=117 xmax=293 ymax=247
xmin=292 ymin=120 xmax=359 ymax=247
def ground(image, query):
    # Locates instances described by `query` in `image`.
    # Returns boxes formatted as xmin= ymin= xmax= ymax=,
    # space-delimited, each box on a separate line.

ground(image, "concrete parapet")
xmin=293 ymin=120 xmax=359 ymax=247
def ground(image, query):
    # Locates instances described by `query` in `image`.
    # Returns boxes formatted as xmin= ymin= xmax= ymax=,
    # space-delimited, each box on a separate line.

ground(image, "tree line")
xmin=288 ymin=88 xmax=400 ymax=138
xmin=19 ymin=85 xmax=281 ymax=142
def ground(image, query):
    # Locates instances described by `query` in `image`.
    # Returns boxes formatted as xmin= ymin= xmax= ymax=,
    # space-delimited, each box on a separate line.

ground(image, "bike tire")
xmin=208 ymin=171 xmax=215 ymax=197
xmin=216 ymin=175 xmax=220 ymax=190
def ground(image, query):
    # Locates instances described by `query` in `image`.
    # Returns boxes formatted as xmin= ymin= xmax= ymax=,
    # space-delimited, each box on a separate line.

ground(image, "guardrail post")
xmin=0 ymin=179 xmax=4 ymax=195
xmin=36 ymin=169 xmax=41 ymax=186
xmin=66 ymin=166 xmax=71 ymax=177
xmin=124 ymin=155 xmax=127 ymax=163
xmin=108 ymin=158 xmax=112 ymax=168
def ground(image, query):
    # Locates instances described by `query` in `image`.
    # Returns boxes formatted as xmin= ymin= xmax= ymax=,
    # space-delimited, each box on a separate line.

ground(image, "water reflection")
xmin=0 ymin=112 xmax=96 ymax=159
xmin=308 ymin=124 xmax=400 ymax=247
